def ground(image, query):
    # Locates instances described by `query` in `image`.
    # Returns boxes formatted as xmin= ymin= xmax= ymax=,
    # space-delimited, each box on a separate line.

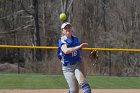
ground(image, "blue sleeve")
xmin=58 ymin=38 xmax=62 ymax=47
xmin=57 ymin=38 xmax=64 ymax=60
xmin=57 ymin=37 xmax=68 ymax=60
xmin=58 ymin=38 xmax=66 ymax=48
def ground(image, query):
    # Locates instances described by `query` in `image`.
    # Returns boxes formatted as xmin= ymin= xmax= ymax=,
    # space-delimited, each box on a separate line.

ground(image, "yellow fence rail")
xmin=0 ymin=45 xmax=140 ymax=52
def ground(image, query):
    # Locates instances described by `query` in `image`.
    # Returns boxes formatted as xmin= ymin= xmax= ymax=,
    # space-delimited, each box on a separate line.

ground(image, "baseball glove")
xmin=89 ymin=50 xmax=99 ymax=64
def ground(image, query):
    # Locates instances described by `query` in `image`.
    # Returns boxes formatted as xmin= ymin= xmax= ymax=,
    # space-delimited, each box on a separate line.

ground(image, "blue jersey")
xmin=57 ymin=35 xmax=82 ymax=64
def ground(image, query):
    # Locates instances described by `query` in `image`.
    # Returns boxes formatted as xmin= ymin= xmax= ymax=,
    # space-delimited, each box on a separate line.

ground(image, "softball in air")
xmin=59 ymin=13 xmax=67 ymax=21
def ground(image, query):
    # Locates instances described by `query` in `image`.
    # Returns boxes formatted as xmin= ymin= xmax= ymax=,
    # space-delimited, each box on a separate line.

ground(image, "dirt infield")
xmin=0 ymin=89 xmax=140 ymax=93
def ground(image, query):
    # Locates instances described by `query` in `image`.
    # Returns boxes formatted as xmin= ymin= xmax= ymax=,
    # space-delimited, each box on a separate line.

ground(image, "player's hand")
xmin=80 ymin=43 xmax=88 ymax=48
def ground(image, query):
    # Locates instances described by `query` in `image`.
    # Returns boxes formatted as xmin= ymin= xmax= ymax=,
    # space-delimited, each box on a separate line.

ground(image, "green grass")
xmin=88 ymin=76 xmax=140 ymax=89
xmin=0 ymin=73 xmax=140 ymax=89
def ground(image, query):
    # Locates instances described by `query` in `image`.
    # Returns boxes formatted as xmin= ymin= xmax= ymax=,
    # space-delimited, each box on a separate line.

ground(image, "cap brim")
xmin=61 ymin=22 xmax=71 ymax=29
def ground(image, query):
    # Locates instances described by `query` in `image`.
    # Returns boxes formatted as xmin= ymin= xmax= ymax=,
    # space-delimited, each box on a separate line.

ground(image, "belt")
xmin=63 ymin=62 xmax=77 ymax=66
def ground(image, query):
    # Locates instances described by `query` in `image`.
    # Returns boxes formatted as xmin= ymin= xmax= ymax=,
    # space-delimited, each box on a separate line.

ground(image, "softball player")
xmin=57 ymin=22 xmax=92 ymax=93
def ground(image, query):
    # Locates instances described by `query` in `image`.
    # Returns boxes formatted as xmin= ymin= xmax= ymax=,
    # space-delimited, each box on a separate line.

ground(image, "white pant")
xmin=62 ymin=62 xmax=87 ymax=93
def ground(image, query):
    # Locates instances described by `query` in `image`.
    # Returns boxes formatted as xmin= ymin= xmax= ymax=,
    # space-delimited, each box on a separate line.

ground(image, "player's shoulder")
xmin=60 ymin=36 xmax=67 ymax=41
xmin=59 ymin=36 xmax=67 ymax=43
xmin=61 ymin=36 xmax=67 ymax=39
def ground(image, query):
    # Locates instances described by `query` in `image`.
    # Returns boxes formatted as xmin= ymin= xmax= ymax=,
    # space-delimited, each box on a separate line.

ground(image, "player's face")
xmin=63 ymin=25 xmax=73 ymax=37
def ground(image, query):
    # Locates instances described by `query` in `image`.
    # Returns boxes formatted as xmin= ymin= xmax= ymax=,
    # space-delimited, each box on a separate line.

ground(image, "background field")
xmin=0 ymin=1 xmax=140 ymax=93
xmin=0 ymin=73 xmax=140 ymax=89
xmin=0 ymin=0 xmax=140 ymax=76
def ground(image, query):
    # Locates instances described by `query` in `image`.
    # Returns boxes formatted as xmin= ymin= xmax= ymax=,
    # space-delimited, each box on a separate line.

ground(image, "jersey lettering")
xmin=72 ymin=51 xmax=77 ymax=57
